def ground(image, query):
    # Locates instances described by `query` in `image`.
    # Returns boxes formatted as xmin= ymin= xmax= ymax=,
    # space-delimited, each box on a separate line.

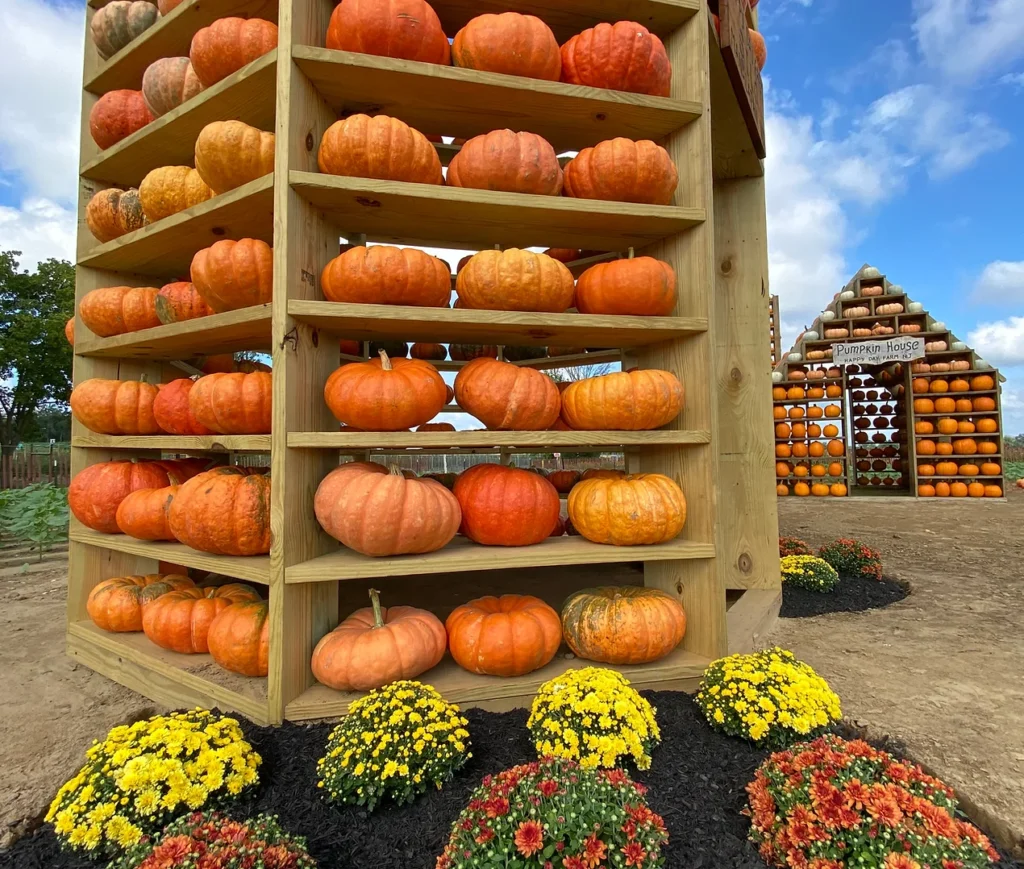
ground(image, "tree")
xmin=0 ymin=251 xmax=75 ymax=453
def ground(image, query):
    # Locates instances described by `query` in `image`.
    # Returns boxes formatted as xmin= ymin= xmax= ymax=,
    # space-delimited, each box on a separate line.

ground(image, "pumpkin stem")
xmin=628 ymin=246 xmax=635 ymax=260
xmin=368 ymin=588 xmax=385 ymax=629
xmin=388 ymin=463 xmax=404 ymax=478
xmin=378 ymin=349 xmax=392 ymax=371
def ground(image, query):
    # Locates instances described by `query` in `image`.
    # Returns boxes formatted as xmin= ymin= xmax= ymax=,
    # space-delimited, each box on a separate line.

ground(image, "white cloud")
xmin=968 ymin=317 xmax=1024 ymax=366
xmin=913 ymin=0 xmax=1024 ymax=82
xmin=1000 ymin=379 xmax=1024 ymax=435
xmin=972 ymin=261 xmax=1024 ymax=305
xmin=1000 ymin=71 xmax=1024 ymax=88
xmin=0 ymin=197 xmax=76 ymax=269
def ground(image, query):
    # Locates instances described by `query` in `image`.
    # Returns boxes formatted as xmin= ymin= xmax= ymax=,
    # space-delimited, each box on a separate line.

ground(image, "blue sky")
xmin=0 ymin=0 xmax=1022 ymax=430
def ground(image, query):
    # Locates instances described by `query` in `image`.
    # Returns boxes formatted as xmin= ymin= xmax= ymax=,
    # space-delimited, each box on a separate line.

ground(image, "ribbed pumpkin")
xmin=89 ymin=89 xmax=154 ymax=149
xmin=452 ymin=13 xmax=560 ymax=80
xmin=208 ymin=601 xmax=269 ymax=676
xmin=69 ymin=460 xmax=181 ymax=533
xmin=561 ymin=586 xmax=685 ymax=664
xmin=91 ymin=1 xmax=159 ymax=59
xmin=326 ymin=0 xmax=450 ymax=64
xmin=79 ymin=286 xmax=161 ymax=337
xmin=152 ymin=379 xmax=214 ymax=435
xmin=65 ymin=318 xmax=75 ymax=346
xmin=143 ymin=584 xmax=262 ymax=654
xmin=190 ymin=17 xmax=278 ymax=88
xmin=456 ymin=249 xmax=574 ymax=312
xmin=454 ymin=358 xmax=560 ymax=430
xmin=191 ymin=238 xmax=273 ymax=311
xmin=318 ymin=115 xmax=443 ymax=184
xmin=449 ymin=344 xmax=498 ymax=361
xmin=447 ymin=130 xmax=563 ymax=196
xmin=568 ymin=473 xmax=686 ymax=545
xmin=446 ymin=594 xmax=561 ymax=676
xmin=158 ymin=0 xmax=184 ymax=12
xmin=547 ymin=469 xmax=580 ymax=493
xmin=454 ymin=463 xmax=560 ymax=546
xmin=321 ymin=245 xmax=451 ymax=306
xmin=155 ymin=281 xmax=213 ymax=324
xmin=564 ymin=139 xmax=677 ymax=204
xmin=70 ymin=378 xmax=163 ymax=435
xmin=410 ymin=342 xmax=448 ymax=360
xmin=139 ymin=166 xmax=215 ymax=222
xmin=194 ymin=120 xmax=275 ymax=194
xmin=560 ymin=21 xmax=671 ymax=97
xmin=501 ymin=346 xmax=547 ymax=362
xmin=324 ymin=350 xmax=446 ymax=431
xmin=581 ymin=469 xmax=626 ymax=482
xmin=575 ymin=257 xmax=677 ymax=316
xmin=87 ymin=574 xmax=194 ymax=632
xmin=115 ymin=485 xmax=179 ymax=540
xmin=188 ymin=372 xmax=272 ymax=434
xmin=314 ymin=463 xmax=461 ymax=556
xmin=312 ymin=588 xmax=447 ymax=690
xmin=168 ymin=468 xmax=271 ymax=555
xmin=142 ymin=57 xmax=204 ymax=117
xmin=561 ymin=369 xmax=683 ymax=430
xmin=86 ymin=187 xmax=146 ymax=243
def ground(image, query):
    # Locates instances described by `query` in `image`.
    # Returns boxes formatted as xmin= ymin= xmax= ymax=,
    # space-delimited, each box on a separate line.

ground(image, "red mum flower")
xmin=942 ymin=861 xmax=964 ymax=869
xmin=883 ymin=854 xmax=921 ymax=869
xmin=514 ymin=820 xmax=544 ymax=858
xmin=475 ymin=828 xmax=494 ymax=845
xmin=486 ymin=798 xmax=510 ymax=819
xmin=602 ymin=769 xmax=629 ymax=787
xmin=582 ymin=834 xmax=607 ymax=868
xmin=622 ymin=841 xmax=648 ymax=867
xmin=562 ymin=856 xmax=588 ymax=869
xmin=263 ymin=846 xmax=300 ymax=869
xmin=809 ymin=860 xmax=844 ymax=869
xmin=538 ymin=779 xmax=560 ymax=798
xmin=627 ymin=805 xmax=654 ymax=825
xmin=622 ymin=819 xmax=638 ymax=839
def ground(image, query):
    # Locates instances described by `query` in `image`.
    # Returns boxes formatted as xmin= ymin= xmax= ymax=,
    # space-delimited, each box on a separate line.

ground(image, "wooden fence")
xmin=1 ymin=445 xmax=71 ymax=489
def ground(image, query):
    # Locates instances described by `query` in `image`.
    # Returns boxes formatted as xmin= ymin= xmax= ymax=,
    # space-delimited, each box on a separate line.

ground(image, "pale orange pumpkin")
xmin=322 ymin=245 xmax=451 ymax=306
xmin=79 ymin=286 xmax=161 ymax=337
xmin=455 ymin=357 xmax=560 ymax=430
xmin=143 ymin=583 xmax=263 ymax=653
xmin=188 ymin=372 xmax=272 ymax=434
xmin=447 ymin=130 xmax=563 ymax=196
xmin=561 ymin=369 xmax=683 ymax=430
xmin=70 ymin=378 xmax=163 ymax=435
xmin=568 ymin=473 xmax=686 ymax=545
xmin=318 ymin=114 xmax=442 ymax=184
xmin=563 ymin=138 xmax=677 ymax=204
xmin=194 ymin=120 xmax=275 ymax=194
xmin=446 ymin=594 xmax=562 ymax=676
xmin=456 ymin=249 xmax=573 ymax=312
xmin=87 ymin=573 xmax=194 ymax=632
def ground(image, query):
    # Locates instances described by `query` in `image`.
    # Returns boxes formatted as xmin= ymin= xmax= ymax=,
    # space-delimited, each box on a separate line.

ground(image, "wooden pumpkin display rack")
xmin=69 ymin=0 xmax=779 ymax=724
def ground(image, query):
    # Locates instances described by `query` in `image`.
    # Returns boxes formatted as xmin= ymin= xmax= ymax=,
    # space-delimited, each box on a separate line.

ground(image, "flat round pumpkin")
xmin=190 ymin=17 xmax=278 ymax=88
xmin=564 ymin=138 xmax=677 ymax=204
xmin=194 ymin=120 xmax=275 ymax=195
xmin=453 ymin=13 xmax=560 ymax=80
xmin=454 ymin=463 xmax=560 ymax=546
xmin=560 ymin=21 xmax=671 ymax=97
xmin=139 ymin=165 xmax=214 ymax=223
xmin=188 ymin=371 xmax=272 ymax=434
xmin=575 ymin=257 xmax=677 ymax=316
xmin=115 ymin=485 xmax=179 ymax=541
xmin=87 ymin=573 xmax=194 ymax=632
xmin=321 ymin=245 xmax=451 ymax=306
xmin=168 ymin=467 xmax=271 ymax=555
xmin=89 ymin=89 xmax=153 ymax=149
xmin=326 ymin=0 xmax=450 ymax=64
xmin=142 ymin=56 xmax=204 ymax=117
xmin=86 ymin=187 xmax=146 ymax=243
xmin=456 ymin=248 xmax=574 ymax=312
xmin=91 ymin=0 xmax=159 ymax=59
xmin=191 ymin=238 xmax=273 ymax=312
xmin=446 ymin=594 xmax=561 ymax=676
xmin=318 ymin=114 xmax=442 ymax=184
xmin=70 ymin=378 xmax=163 ymax=435
xmin=143 ymin=583 xmax=263 ymax=654
xmin=454 ymin=357 xmax=560 ymax=430
xmin=155 ymin=281 xmax=213 ymax=324
xmin=568 ymin=473 xmax=686 ymax=545
xmin=561 ymin=369 xmax=683 ymax=430
xmin=207 ymin=601 xmax=270 ymax=676
xmin=153 ymin=379 xmax=214 ymax=435
xmin=447 ymin=130 xmax=563 ymax=196
xmin=69 ymin=460 xmax=182 ymax=533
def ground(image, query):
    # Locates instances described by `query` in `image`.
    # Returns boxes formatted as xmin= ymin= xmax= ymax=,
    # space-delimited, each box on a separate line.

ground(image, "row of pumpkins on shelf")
xmin=69 ymin=460 xmax=688 ymax=558
xmin=773 ymin=404 xmax=843 ymax=421
xmin=774 ymin=383 xmax=843 ymax=401
xmin=777 ymin=481 xmax=848 ymax=497
xmin=918 ymin=481 xmax=1003 ymax=498
xmin=775 ymin=422 xmax=843 ymax=448
xmin=912 ymin=375 xmax=998 ymax=394
xmin=914 ymin=434 xmax=998 ymax=454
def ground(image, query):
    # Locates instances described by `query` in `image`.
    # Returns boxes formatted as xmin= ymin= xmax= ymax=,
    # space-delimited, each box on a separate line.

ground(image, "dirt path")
xmin=772 ymin=491 xmax=1024 ymax=857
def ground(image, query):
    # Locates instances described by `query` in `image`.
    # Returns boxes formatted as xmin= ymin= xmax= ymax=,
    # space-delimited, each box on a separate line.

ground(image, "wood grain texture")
xmin=289 ymin=430 xmax=711 ymax=450
xmin=707 ymin=12 xmax=763 ymax=180
xmin=725 ymin=588 xmax=780 ymax=654
xmin=71 ymin=434 xmax=272 ymax=451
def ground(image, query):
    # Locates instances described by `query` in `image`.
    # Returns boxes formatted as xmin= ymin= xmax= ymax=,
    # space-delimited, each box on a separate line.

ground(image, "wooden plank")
xmin=79 ymin=176 xmax=275 ymax=275
xmin=725 ymin=588 xmax=780 ymax=653
xmin=719 ymin=0 xmax=765 ymax=159
xmin=75 ymin=305 xmax=272 ymax=360
xmin=83 ymin=53 xmax=278 ymax=188
xmin=288 ymin=300 xmax=707 ymax=348
xmin=289 ymin=430 xmax=711 ymax=449
xmin=68 ymin=622 xmax=270 ymax=724
xmin=70 ymin=522 xmax=272 ymax=583
xmin=290 ymin=172 xmax=704 ymax=251
xmin=286 ymin=536 xmax=715 ymax=584
xmin=293 ymin=47 xmax=700 ymax=153
xmin=707 ymin=12 xmax=762 ymax=180
xmin=286 ymin=644 xmax=710 ymax=719
xmin=71 ymin=434 xmax=271 ymax=452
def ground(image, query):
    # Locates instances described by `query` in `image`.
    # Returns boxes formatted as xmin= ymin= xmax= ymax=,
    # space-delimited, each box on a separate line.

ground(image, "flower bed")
xmin=780 ymin=555 xmax=840 ymax=592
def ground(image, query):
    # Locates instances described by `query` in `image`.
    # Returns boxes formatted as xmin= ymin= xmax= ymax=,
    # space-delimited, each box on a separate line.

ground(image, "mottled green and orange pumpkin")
xmin=142 ymin=56 xmax=204 ymax=117
xmin=86 ymin=573 xmax=195 ymax=632
xmin=86 ymin=187 xmax=146 ymax=243
xmin=91 ymin=0 xmax=159 ymax=60
xmin=155 ymin=281 xmax=214 ymax=324
xmin=446 ymin=594 xmax=562 ymax=676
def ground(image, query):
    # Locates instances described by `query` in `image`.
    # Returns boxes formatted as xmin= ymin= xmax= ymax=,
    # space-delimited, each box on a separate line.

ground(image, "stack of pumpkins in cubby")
xmin=773 ymin=376 xmax=848 ymax=497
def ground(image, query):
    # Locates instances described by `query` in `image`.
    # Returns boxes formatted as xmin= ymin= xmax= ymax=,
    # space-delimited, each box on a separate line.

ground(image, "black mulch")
xmin=781 ymin=572 xmax=909 ymax=618
xmin=3 ymin=693 xmax=1020 ymax=869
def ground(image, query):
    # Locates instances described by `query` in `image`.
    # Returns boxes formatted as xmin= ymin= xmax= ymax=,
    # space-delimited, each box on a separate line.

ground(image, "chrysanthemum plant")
xmin=779 ymin=536 xmax=812 ymax=557
xmin=818 ymin=537 xmax=883 ymax=579
xmin=780 ymin=555 xmax=840 ymax=592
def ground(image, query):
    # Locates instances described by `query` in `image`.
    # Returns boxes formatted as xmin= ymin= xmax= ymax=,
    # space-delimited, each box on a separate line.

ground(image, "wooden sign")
xmin=833 ymin=337 xmax=926 ymax=367
xmin=719 ymin=0 xmax=766 ymax=159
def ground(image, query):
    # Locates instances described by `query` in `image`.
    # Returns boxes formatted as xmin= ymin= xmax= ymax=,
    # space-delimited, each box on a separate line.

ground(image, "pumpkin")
xmin=952 ymin=438 xmax=977 ymax=456
xmin=155 ymin=281 xmax=213 ymax=324
xmin=826 ymin=439 xmax=845 ymax=457
xmin=811 ymin=482 xmax=830 ymax=496
xmin=89 ymin=90 xmax=153 ymax=149
xmin=410 ymin=342 xmax=448 ymax=361
xmin=69 ymin=460 xmax=182 ymax=533
xmin=326 ymin=0 xmax=450 ymax=64
xmin=189 ymin=372 xmax=272 ymax=434
xmin=168 ymin=467 xmax=272 ymax=555
xmin=976 ymin=418 xmax=998 ymax=434
xmin=985 ymin=485 xmax=1003 ymax=497
xmin=194 ymin=120 xmax=275 ymax=194
xmin=948 ymin=482 xmax=969 ymax=498
xmin=917 ymin=440 xmax=936 ymax=456
xmin=322 ymin=245 xmax=451 ymax=306
xmin=91 ymin=0 xmax=158 ymax=59
xmin=454 ymin=463 xmax=560 ymax=545
xmin=560 ymin=21 xmax=670 ymax=97
xmin=929 ymin=379 xmax=950 ymax=394
xmin=204 ymin=600 xmax=269 ymax=676
xmin=568 ymin=473 xmax=686 ymax=545
xmin=87 ymin=574 xmax=194 ymax=632
xmin=564 ymin=138 xmax=677 ymax=204
xmin=918 ymin=484 xmax=935 ymax=497
xmin=86 ymin=187 xmax=146 ymax=243
xmin=561 ymin=586 xmax=684 ymax=664
xmin=973 ymin=397 xmax=996 ymax=412
xmin=190 ymin=17 xmax=278 ymax=88
xmin=115 ymin=485 xmax=179 ymax=540
xmin=417 ymin=422 xmax=455 ymax=432
xmin=454 ymin=357 xmax=560 ymax=430
xmin=191 ymin=238 xmax=273 ymax=312
xmin=502 ymin=346 xmax=548 ymax=362
xmin=934 ymin=481 xmax=950 ymax=496
xmin=447 ymin=130 xmax=563 ymax=196
xmin=547 ymin=469 xmax=580 ymax=493
xmin=158 ymin=0 xmax=184 ymax=14
xmin=959 ymin=463 xmax=981 ymax=477
xmin=139 ymin=166 xmax=214 ymax=222
xmin=971 ymin=374 xmax=995 ymax=391
xmin=368 ymin=340 xmax=409 ymax=358
xmin=142 ymin=57 xmax=204 ymax=117
xmin=456 ymin=249 xmax=573 ymax=313
xmin=575 ymin=257 xmax=677 ymax=316
xmin=561 ymin=369 xmax=682 ymax=430
xmin=79 ymin=286 xmax=160 ymax=337
xmin=446 ymin=594 xmax=561 ymax=677
xmin=958 ymin=420 xmax=976 ymax=434
xmin=448 ymin=343 xmax=498 ymax=361
xmin=152 ymin=379 xmax=213 ymax=435
xmin=143 ymin=583 xmax=262 ymax=654
xmin=452 ymin=12 xmax=559 ymax=80
xmin=314 ymin=464 xmax=460 ymax=555
xmin=70 ymin=378 xmax=163 ymax=435
xmin=777 ymin=484 xmax=789 ymax=495
xmin=318 ymin=114 xmax=443 ymax=184
xmin=978 ymin=440 xmax=998 ymax=455
xmin=325 ymin=350 xmax=446 ymax=431
xmin=65 ymin=317 xmax=75 ymax=346
xmin=935 ymin=461 xmax=959 ymax=476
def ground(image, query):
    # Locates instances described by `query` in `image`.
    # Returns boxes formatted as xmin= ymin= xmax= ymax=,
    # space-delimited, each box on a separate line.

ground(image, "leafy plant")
xmin=1004 ymin=461 xmax=1024 ymax=482
xmin=817 ymin=538 xmax=882 ymax=580
xmin=0 ymin=483 xmax=68 ymax=559
xmin=780 ymin=555 xmax=840 ymax=592
xmin=778 ymin=536 xmax=811 ymax=557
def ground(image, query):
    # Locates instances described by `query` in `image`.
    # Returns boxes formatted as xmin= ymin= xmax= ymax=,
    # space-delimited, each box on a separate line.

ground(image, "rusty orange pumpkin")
xmin=456 ymin=248 xmax=574 ymax=312
xmin=87 ymin=574 xmax=194 ymax=632
xmin=575 ymin=257 xmax=676 ymax=316
xmin=446 ymin=594 xmax=562 ymax=676
xmin=188 ymin=371 xmax=272 ymax=434
xmin=143 ymin=583 xmax=263 ymax=653
xmin=322 ymin=245 xmax=451 ymax=307
xmin=564 ymin=138 xmax=677 ymax=204
xmin=168 ymin=467 xmax=271 ymax=555
xmin=207 ymin=600 xmax=270 ymax=676
xmin=115 ymin=485 xmax=179 ymax=540
xmin=454 ymin=358 xmax=561 ymax=430
xmin=447 ymin=130 xmax=563 ymax=196
xmin=318 ymin=114 xmax=442 ymax=184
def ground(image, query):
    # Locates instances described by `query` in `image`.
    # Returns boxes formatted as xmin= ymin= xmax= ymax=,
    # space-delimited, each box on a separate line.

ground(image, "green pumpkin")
xmin=91 ymin=0 xmax=159 ymax=60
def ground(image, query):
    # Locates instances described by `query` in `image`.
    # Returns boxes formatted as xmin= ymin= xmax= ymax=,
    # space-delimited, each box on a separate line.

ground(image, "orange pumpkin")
xmin=89 ymin=89 xmax=153 ymax=149
xmin=311 ymin=588 xmax=447 ymax=690
xmin=190 ymin=17 xmax=278 ymax=87
xmin=791 ymin=443 xmax=808 ymax=458
xmin=949 ymin=482 xmax=969 ymax=498
xmin=808 ymin=424 xmax=822 ymax=437
xmin=952 ymin=438 xmax=977 ymax=456
xmin=457 ymin=249 xmax=574 ymax=312
xmin=87 ymin=574 xmax=194 ymax=632
xmin=810 ymin=465 xmax=826 ymax=478
xmin=139 ymin=165 xmax=214 ymax=222
xmin=917 ymin=464 xmax=935 ymax=477
xmin=561 ymin=369 xmax=683 ymax=430
xmin=976 ymin=418 xmax=998 ymax=434
xmin=168 ymin=467 xmax=271 ymax=555
xmin=811 ymin=483 xmax=830 ymax=496
xmin=828 ymin=462 xmax=844 ymax=476
xmin=973 ymin=396 xmax=996 ymax=411
xmin=825 ymin=384 xmax=842 ymax=398
xmin=776 ymin=423 xmax=791 ymax=438
xmin=318 ymin=114 xmax=442 ymax=184
xmin=560 ymin=21 xmax=670 ymax=96
xmin=207 ymin=601 xmax=269 ymax=676
xmin=70 ymin=378 xmax=163 ymax=435
xmin=934 ymin=397 xmax=956 ymax=413
xmin=776 ymin=483 xmax=789 ymax=496
xmin=936 ymin=442 xmax=954 ymax=456
xmin=827 ymin=439 xmax=845 ymax=457
xmin=954 ymin=399 xmax=973 ymax=413
xmin=190 ymin=238 xmax=273 ymax=312
xmin=830 ymin=482 xmax=848 ymax=496
xmin=959 ymin=463 xmax=980 ymax=477
xmin=971 ymin=375 xmax=995 ymax=391
xmin=564 ymin=138 xmax=677 ymax=204
xmin=326 ymin=0 xmax=450 ymax=64
xmin=446 ymin=594 xmax=561 ymax=676
xmin=949 ymin=378 xmax=970 ymax=393
xmin=912 ymin=378 xmax=930 ymax=394
xmin=155 ymin=281 xmax=214 ymax=324
xmin=915 ymin=421 xmax=935 ymax=434
xmin=823 ymin=424 xmax=839 ymax=437
xmin=79 ymin=286 xmax=161 ymax=337
xmin=453 ymin=12 xmax=559 ymax=79
xmin=454 ymin=463 xmax=560 ymax=546
xmin=794 ymin=482 xmax=811 ymax=496
xmin=937 ymin=418 xmax=958 ymax=435
xmin=957 ymin=421 xmax=976 ymax=434
xmin=548 ymin=469 xmax=580 ymax=493
xmin=809 ymin=442 xmax=825 ymax=458
xmin=916 ymin=439 xmax=936 ymax=456
xmin=918 ymin=484 xmax=936 ymax=497
xmin=980 ymin=462 xmax=1001 ymax=476
xmin=153 ymin=379 xmax=214 ymax=436
xmin=187 ymin=372 xmax=272 ymax=434
xmin=978 ymin=441 xmax=998 ymax=455
xmin=142 ymin=56 xmax=204 ymax=117
xmin=935 ymin=482 xmax=951 ymax=497
xmin=69 ymin=460 xmax=183 ymax=533
xmin=143 ymin=583 xmax=262 ymax=653
xmin=448 ymin=130 xmax=563 ymax=196
xmin=322 ymin=245 xmax=451 ymax=307
xmin=194 ymin=120 xmax=275 ymax=195
xmin=930 ymin=379 xmax=950 ymax=394
xmin=789 ymin=407 xmax=805 ymax=420
xmin=936 ymin=461 xmax=959 ymax=476
xmin=115 ymin=486 xmax=179 ymax=540
xmin=776 ymin=462 xmax=791 ymax=478
xmin=773 ymin=406 xmax=786 ymax=420
xmin=984 ymin=484 xmax=1003 ymax=497
xmin=568 ymin=473 xmax=686 ymax=545
xmin=807 ymin=406 xmax=824 ymax=419
xmin=409 ymin=342 xmax=448 ymax=361
xmin=454 ymin=357 xmax=560 ymax=430
xmin=913 ymin=398 xmax=935 ymax=414
xmin=807 ymin=387 xmax=825 ymax=399
xmin=86 ymin=187 xmax=146 ymax=242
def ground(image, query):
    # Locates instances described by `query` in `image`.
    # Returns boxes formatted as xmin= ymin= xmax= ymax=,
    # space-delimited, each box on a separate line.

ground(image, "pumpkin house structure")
xmin=773 ymin=265 xmax=1006 ymax=499
xmin=67 ymin=0 xmax=780 ymax=724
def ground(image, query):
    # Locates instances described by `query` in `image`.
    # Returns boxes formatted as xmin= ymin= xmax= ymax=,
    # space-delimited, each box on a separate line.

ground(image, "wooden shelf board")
xmin=83 ymin=53 xmax=277 ymax=187
xmin=79 ymin=176 xmax=275 ymax=275
xmin=75 ymin=305 xmax=272 ymax=360
xmin=290 ymin=172 xmax=703 ymax=251
xmin=286 ymin=535 xmax=715 ymax=584
xmin=916 ymin=476 xmax=1004 ymax=480
xmin=294 ymin=47 xmax=700 ymax=154
xmin=286 ymin=642 xmax=710 ymax=719
xmin=515 ymin=351 xmax=623 ymax=370
xmin=913 ymin=412 xmax=1001 ymax=419
xmin=289 ymin=429 xmax=710 ymax=450
xmin=71 ymin=434 xmax=272 ymax=452
xmin=288 ymin=301 xmax=706 ymax=348
xmin=70 ymin=523 xmax=271 ymax=584
xmin=67 ymin=621 xmax=269 ymax=724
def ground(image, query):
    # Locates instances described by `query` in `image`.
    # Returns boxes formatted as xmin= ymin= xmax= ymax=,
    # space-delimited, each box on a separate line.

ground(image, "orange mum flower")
xmin=883 ymin=853 xmax=921 ymax=869
xmin=513 ymin=820 xmax=544 ymax=858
